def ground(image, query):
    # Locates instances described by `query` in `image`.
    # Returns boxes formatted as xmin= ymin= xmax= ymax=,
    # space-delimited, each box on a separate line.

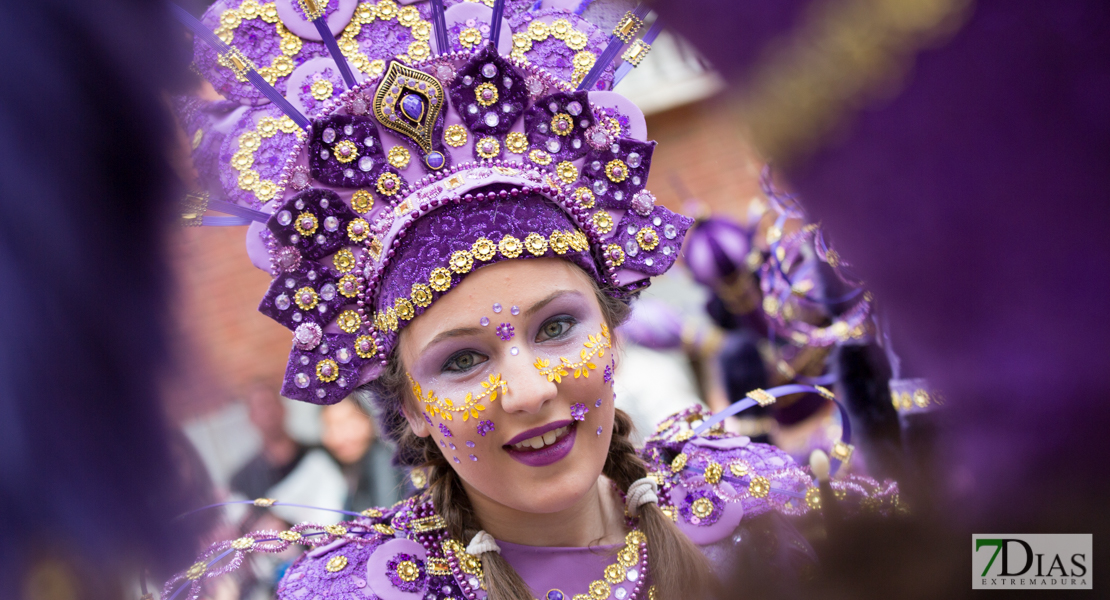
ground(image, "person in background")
xmin=320 ymin=399 xmax=405 ymax=511
xmin=229 ymin=382 xmax=309 ymax=501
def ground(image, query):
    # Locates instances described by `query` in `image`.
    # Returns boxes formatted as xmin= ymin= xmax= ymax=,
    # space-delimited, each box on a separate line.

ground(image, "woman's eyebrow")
xmin=422 ymin=326 xmax=484 ymax=354
xmin=525 ymin=289 xmax=583 ymax=318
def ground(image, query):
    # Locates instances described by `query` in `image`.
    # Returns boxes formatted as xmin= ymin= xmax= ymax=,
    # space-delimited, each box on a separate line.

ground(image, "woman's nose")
xmin=498 ymin=350 xmax=559 ymax=415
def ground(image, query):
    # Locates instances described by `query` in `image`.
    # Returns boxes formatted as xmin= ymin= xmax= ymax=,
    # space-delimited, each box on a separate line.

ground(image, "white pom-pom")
xmin=809 ymin=449 xmax=830 ymax=483
xmin=625 ymin=477 xmax=660 ymax=517
xmin=466 ymin=530 xmax=501 ymax=556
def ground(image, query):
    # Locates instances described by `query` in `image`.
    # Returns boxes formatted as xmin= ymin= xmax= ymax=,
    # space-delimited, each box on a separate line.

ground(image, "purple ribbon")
xmin=430 ymin=0 xmax=449 ymax=55
xmin=312 ymin=18 xmax=357 ymax=89
xmin=490 ymin=0 xmax=505 ymax=50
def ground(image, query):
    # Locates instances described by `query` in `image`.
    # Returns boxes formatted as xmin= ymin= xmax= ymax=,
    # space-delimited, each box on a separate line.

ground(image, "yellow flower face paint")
xmin=533 ymin=323 xmax=611 ymax=383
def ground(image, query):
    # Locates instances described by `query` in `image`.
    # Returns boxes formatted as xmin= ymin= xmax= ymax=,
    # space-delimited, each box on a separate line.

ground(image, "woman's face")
xmin=399 ymin=258 xmax=617 ymax=515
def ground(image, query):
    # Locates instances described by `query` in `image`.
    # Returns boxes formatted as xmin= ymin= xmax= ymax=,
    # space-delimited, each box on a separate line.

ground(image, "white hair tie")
xmin=625 ymin=477 xmax=659 ymax=517
xmin=466 ymin=530 xmax=501 ymax=556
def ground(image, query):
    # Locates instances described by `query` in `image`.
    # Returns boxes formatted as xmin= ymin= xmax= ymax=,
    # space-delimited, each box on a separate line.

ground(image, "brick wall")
xmin=167 ymin=96 xmax=763 ymax=422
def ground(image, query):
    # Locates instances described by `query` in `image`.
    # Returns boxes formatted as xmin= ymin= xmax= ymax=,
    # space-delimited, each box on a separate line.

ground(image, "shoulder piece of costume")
xmin=176 ymin=0 xmax=691 ymax=408
xmin=642 ymin=404 xmax=901 ymax=546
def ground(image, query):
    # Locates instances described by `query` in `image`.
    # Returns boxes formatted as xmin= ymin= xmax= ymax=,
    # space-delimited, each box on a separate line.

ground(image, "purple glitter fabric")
xmin=679 ymin=489 xmax=725 ymax=527
xmin=447 ymin=44 xmax=527 ymax=137
xmin=611 ymin=205 xmax=693 ymax=276
xmin=577 ymin=139 xmax=655 ymax=210
xmin=508 ymin=8 xmax=615 ymax=90
xmin=267 ymin=188 xmax=360 ymax=260
xmin=276 ymin=531 xmax=382 ymax=599
xmin=219 ymin=104 xmax=300 ymax=209
xmin=477 ymin=419 xmax=495 ymax=436
xmin=309 ymin=114 xmax=397 ymax=188
xmin=257 ymin=261 xmax=344 ymax=330
xmin=281 ymin=332 xmax=372 ymax=404
xmin=194 ymin=0 xmax=326 ymax=105
xmin=374 ymin=193 xmax=601 ymax=358
xmin=297 ymin=66 xmax=346 ymax=116
xmin=570 ymin=402 xmax=588 ymax=421
xmin=524 ymin=91 xmax=595 ymax=162
xmin=385 ymin=553 xmax=426 ymax=593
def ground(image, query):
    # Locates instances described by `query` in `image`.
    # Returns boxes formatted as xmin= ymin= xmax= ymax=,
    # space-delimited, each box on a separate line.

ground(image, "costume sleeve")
xmin=641 ymin=405 xmax=901 ymax=547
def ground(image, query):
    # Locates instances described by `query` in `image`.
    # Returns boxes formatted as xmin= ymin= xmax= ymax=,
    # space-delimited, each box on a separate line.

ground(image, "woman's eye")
xmin=536 ymin=317 xmax=575 ymax=342
xmin=443 ymin=351 xmax=487 ymax=373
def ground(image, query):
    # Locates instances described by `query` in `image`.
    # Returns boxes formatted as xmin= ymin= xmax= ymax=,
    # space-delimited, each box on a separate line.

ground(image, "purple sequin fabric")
xmin=508 ymin=8 xmax=615 ymax=90
xmin=524 ymin=91 xmax=595 ymax=162
xmin=577 ymin=138 xmax=655 ymax=210
xmin=612 ymin=206 xmax=693 ymax=276
xmin=194 ymin=0 xmax=325 ymax=105
xmin=267 ymin=188 xmax=360 ymax=259
xmin=374 ymin=194 xmax=601 ymax=359
xmin=679 ymin=489 xmax=725 ymax=527
xmin=219 ymin=104 xmax=301 ymax=209
xmin=309 ymin=114 xmax=396 ymax=188
xmin=280 ymin=332 xmax=371 ymax=404
xmin=447 ymin=44 xmax=527 ymax=138
xmin=385 ymin=553 xmax=425 ymax=592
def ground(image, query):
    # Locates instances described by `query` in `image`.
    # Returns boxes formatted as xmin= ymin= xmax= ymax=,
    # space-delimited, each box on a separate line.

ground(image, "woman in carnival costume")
xmin=168 ymin=1 xmax=898 ymax=598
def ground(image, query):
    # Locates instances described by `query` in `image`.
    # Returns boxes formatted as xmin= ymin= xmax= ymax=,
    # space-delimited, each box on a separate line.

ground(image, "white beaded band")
xmin=466 ymin=530 xmax=501 ymax=555
xmin=625 ymin=477 xmax=659 ymax=517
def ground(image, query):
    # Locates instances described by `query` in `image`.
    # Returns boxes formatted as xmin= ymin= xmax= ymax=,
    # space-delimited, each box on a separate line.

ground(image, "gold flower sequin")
xmin=636 ymin=226 xmax=659 ymax=251
xmin=605 ymin=159 xmax=629 ymax=182
xmin=338 ymin=274 xmax=359 ymax=298
xmin=805 ymin=487 xmax=822 ymax=509
xmin=316 ymin=359 xmax=339 ymax=382
xmin=475 ymin=136 xmax=500 ymax=159
xmin=333 ymin=140 xmax=359 ymax=164
xmin=332 ymin=249 xmax=356 ymax=272
xmin=411 ymin=372 xmax=506 ymax=422
xmin=524 ymin=232 xmax=548 ymax=256
xmin=185 ymin=562 xmax=206 ymax=581
xmin=569 ymin=230 xmax=588 ymax=252
xmin=294 ymin=212 xmax=318 ymax=235
xmin=294 ymin=287 xmax=318 ymax=310
xmin=410 ymin=283 xmax=432 ymax=307
xmin=528 ymin=20 xmax=549 ymax=40
xmin=589 ymin=581 xmax=611 ymax=600
xmin=749 ymin=475 xmax=771 ymax=498
xmin=551 ymin=113 xmax=574 ymax=136
xmin=671 ymin=452 xmax=688 ymax=473
xmin=347 ymin=218 xmax=370 ymax=242
xmin=408 ymin=40 xmax=431 ymax=62
xmin=429 ymin=267 xmax=453 ymax=291
xmin=444 ymin=124 xmax=468 ymax=147
xmin=534 ymin=324 xmax=611 ymax=382
xmin=475 ymin=82 xmax=499 ymax=107
xmin=311 ymin=79 xmax=333 ymax=101
xmin=566 ymin=30 xmax=588 ymax=50
xmin=388 ymin=146 xmax=411 ymax=169
xmin=396 ymin=560 xmax=419 ymax=582
xmin=592 ymin=210 xmax=614 ymax=234
xmin=555 ymin=161 xmax=578 ymax=184
xmin=377 ymin=172 xmax=402 ymax=196
xmin=395 ymin=297 xmax=415 ymax=321
xmin=336 ymin=310 xmax=362 ymax=333
xmin=325 ymin=555 xmax=348 ymax=572
xmin=350 ymin=189 xmax=374 ymax=213
xmin=691 ymin=497 xmax=715 ymax=519
xmin=505 ymin=131 xmax=528 ymax=153
xmin=573 ymin=187 xmax=595 ymax=208
xmin=729 ymin=461 xmax=749 ymax=477
xmin=459 ymin=27 xmax=482 ymax=48
xmin=231 ymin=537 xmax=254 ymax=550
xmin=449 ymin=250 xmax=474 ymax=274
xmin=278 ymin=530 xmax=302 ymax=542
xmin=604 ymin=563 xmax=625 ymax=584
xmin=549 ymin=231 xmax=570 ymax=254
xmin=498 ymin=235 xmax=523 ymax=258
xmin=472 ymin=237 xmax=497 ymax=261
xmin=355 ymin=335 xmax=377 ymax=358
xmin=606 ymin=243 xmax=625 ymax=267
xmin=528 ymin=149 xmax=552 ymax=165
xmin=704 ymin=461 xmax=723 ymax=484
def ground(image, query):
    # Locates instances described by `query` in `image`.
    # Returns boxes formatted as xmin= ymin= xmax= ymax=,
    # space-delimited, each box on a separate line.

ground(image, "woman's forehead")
xmin=400 ymin=259 xmax=596 ymax=344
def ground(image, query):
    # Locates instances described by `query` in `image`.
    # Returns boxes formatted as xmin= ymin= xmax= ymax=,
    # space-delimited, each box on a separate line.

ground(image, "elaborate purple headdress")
xmin=177 ymin=0 xmax=692 ymax=405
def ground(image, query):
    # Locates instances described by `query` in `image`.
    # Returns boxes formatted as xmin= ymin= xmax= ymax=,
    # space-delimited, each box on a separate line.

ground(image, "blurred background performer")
xmin=0 ymin=0 xmax=204 ymax=599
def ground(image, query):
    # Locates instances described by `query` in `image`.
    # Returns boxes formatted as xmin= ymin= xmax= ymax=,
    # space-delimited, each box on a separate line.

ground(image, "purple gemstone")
xmin=547 ymin=591 xmax=564 ymax=600
xmin=425 ymin=151 xmax=445 ymax=170
xmin=400 ymin=94 xmax=424 ymax=121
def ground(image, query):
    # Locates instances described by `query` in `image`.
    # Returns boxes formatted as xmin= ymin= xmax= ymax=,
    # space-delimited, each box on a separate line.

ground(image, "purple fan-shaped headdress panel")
xmin=183 ymin=0 xmax=692 ymax=405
